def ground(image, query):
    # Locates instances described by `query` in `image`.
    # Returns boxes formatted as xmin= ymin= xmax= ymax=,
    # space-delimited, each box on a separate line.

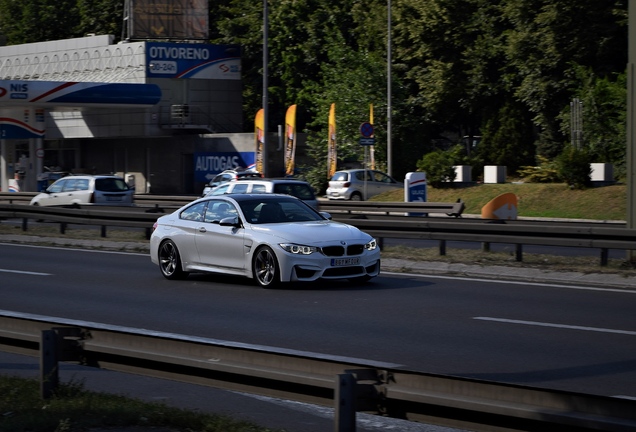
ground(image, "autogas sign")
xmin=194 ymin=152 xmax=255 ymax=183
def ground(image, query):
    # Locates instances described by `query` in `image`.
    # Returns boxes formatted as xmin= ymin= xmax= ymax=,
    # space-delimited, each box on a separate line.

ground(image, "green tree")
xmin=557 ymin=65 xmax=626 ymax=178
xmin=0 ymin=0 xmax=81 ymax=44
xmin=477 ymin=99 xmax=536 ymax=174
xmin=502 ymin=0 xmax=627 ymax=158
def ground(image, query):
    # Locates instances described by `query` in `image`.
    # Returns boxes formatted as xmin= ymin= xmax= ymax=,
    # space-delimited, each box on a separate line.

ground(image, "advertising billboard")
xmin=130 ymin=0 xmax=209 ymax=40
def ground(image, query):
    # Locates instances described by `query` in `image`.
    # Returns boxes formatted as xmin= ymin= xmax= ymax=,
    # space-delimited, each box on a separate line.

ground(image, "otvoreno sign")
xmin=146 ymin=42 xmax=241 ymax=80
xmin=194 ymin=152 xmax=255 ymax=183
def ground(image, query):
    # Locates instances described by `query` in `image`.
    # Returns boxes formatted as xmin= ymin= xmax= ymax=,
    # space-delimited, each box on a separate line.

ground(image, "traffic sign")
xmin=359 ymin=137 xmax=376 ymax=146
xmin=359 ymin=122 xmax=374 ymax=138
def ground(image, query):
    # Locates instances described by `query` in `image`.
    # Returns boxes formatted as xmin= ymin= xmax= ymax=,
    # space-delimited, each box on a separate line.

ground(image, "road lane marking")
xmin=382 ymin=271 xmax=636 ymax=294
xmin=474 ymin=317 xmax=636 ymax=336
xmin=0 ymin=268 xmax=52 ymax=276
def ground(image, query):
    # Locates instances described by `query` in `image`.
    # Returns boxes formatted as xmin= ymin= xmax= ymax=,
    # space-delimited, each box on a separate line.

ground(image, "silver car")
xmin=150 ymin=194 xmax=380 ymax=287
xmin=326 ymin=169 xmax=402 ymax=201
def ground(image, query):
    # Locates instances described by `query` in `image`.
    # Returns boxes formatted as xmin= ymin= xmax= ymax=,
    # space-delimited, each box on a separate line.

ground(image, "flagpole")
xmin=387 ymin=0 xmax=393 ymax=177
xmin=262 ymin=0 xmax=269 ymax=177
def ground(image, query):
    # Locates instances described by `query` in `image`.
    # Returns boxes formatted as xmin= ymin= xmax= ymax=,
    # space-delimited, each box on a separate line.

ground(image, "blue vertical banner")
xmin=405 ymin=172 xmax=427 ymax=216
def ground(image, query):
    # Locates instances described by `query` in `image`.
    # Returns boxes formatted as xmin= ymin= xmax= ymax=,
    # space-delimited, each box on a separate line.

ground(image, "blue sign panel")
xmin=194 ymin=152 xmax=255 ymax=183
xmin=146 ymin=43 xmax=241 ymax=80
xmin=405 ymin=172 xmax=427 ymax=217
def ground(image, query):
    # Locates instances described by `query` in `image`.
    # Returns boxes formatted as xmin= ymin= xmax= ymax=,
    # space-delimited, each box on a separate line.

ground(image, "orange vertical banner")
xmin=255 ymin=109 xmax=265 ymax=173
xmin=284 ymin=104 xmax=297 ymax=176
xmin=327 ymin=103 xmax=337 ymax=178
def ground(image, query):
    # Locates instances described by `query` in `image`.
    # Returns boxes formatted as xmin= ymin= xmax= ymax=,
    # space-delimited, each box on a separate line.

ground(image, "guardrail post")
xmin=21 ymin=217 xmax=28 ymax=231
xmin=515 ymin=244 xmax=523 ymax=262
xmin=482 ymin=242 xmax=490 ymax=252
xmin=439 ymin=240 xmax=447 ymax=256
xmin=40 ymin=327 xmax=84 ymax=399
xmin=60 ymin=222 xmax=67 ymax=234
xmin=101 ymin=225 xmax=107 ymax=238
xmin=40 ymin=330 xmax=59 ymax=399
xmin=600 ymin=248 xmax=609 ymax=266
xmin=335 ymin=373 xmax=356 ymax=432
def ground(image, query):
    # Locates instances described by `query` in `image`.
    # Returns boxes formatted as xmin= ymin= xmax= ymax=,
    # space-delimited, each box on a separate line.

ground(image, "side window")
xmin=204 ymin=200 xmax=238 ymax=223
xmin=292 ymin=185 xmax=314 ymax=200
xmin=63 ymin=179 xmax=80 ymax=191
xmin=355 ymin=171 xmax=366 ymax=181
xmin=180 ymin=202 xmax=207 ymax=222
xmin=76 ymin=179 xmax=90 ymax=190
xmin=209 ymin=184 xmax=230 ymax=195
xmin=252 ymin=184 xmax=267 ymax=193
xmin=232 ymin=184 xmax=249 ymax=194
xmin=48 ymin=179 xmax=65 ymax=193
xmin=373 ymin=172 xmax=392 ymax=183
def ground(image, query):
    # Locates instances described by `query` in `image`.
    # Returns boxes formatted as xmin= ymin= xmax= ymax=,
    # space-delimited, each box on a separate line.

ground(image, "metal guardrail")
xmin=0 ymin=194 xmax=633 ymax=264
xmin=1 ymin=310 xmax=635 ymax=432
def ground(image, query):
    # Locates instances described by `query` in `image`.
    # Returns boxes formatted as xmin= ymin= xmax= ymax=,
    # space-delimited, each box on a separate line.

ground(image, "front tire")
xmin=158 ymin=240 xmax=187 ymax=280
xmin=253 ymin=246 xmax=280 ymax=288
xmin=350 ymin=192 xmax=363 ymax=201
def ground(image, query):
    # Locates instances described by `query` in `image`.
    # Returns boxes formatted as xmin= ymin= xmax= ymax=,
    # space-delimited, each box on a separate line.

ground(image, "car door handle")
xmin=198 ymin=227 xmax=207 ymax=233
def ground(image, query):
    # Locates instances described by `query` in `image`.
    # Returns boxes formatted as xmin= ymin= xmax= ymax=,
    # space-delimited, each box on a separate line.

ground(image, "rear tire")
xmin=158 ymin=240 xmax=187 ymax=280
xmin=253 ymin=246 xmax=280 ymax=288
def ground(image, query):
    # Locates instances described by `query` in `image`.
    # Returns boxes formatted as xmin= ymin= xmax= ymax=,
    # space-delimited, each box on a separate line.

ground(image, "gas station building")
xmin=0 ymin=34 xmax=260 ymax=195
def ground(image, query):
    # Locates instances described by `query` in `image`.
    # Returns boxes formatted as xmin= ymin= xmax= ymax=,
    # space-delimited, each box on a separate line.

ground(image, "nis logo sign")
xmin=0 ymin=83 xmax=28 ymax=99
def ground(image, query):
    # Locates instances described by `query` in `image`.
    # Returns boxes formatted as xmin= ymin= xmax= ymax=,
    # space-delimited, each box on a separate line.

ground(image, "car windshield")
xmin=239 ymin=198 xmax=324 ymax=224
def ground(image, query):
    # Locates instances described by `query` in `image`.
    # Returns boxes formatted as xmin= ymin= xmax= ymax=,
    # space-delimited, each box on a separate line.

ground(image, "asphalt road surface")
xmin=2 ymin=242 xmax=636 ymax=430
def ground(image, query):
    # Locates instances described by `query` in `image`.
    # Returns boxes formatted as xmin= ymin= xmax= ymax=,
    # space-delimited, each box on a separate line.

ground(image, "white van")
xmin=30 ymin=175 xmax=135 ymax=207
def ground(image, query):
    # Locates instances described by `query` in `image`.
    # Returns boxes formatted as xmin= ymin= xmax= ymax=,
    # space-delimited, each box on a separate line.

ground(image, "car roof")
xmin=233 ymin=178 xmax=309 ymax=184
xmin=209 ymin=193 xmax=301 ymax=203
xmin=55 ymin=174 xmax=123 ymax=180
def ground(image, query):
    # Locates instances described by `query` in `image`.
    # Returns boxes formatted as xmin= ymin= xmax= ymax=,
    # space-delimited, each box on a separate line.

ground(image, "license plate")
xmin=331 ymin=257 xmax=360 ymax=266
xmin=106 ymin=196 xmax=122 ymax=201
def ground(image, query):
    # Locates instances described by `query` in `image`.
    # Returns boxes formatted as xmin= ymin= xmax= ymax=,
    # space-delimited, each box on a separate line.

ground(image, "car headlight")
xmin=365 ymin=238 xmax=378 ymax=251
xmin=279 ymin=243 xmax=317 ymax=255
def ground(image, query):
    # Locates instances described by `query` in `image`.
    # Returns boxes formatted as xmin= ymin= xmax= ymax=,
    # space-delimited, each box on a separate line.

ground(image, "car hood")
xmin=251 ymin=221 xmax=371 ymax=244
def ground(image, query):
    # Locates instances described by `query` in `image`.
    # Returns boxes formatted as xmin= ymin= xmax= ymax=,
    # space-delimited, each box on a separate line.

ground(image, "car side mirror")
xmin=220 ymin=216 xmax=241 ymax=227
xmin=319 ymin=211 xmax=332 ymax=220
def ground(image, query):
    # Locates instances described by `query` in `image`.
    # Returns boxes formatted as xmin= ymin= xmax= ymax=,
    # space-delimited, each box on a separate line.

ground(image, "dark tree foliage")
xmin=0 ymin=0 xmax=628 ymax=186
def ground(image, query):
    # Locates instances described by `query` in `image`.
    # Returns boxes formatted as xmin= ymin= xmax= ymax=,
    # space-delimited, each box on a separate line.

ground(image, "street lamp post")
xmin=387 ymin=0 xmax=392 ymax=177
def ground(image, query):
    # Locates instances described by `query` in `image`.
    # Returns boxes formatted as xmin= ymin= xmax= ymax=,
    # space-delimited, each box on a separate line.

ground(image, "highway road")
xmin=1 ymin=242 xmax=635 ymax=402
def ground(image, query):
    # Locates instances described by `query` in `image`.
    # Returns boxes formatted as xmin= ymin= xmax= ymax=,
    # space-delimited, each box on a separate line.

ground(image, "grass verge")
xmin=374 ymin=182 xmax=627 ymax=221
xmin=0 ymin=375 xmax=282 ymax=432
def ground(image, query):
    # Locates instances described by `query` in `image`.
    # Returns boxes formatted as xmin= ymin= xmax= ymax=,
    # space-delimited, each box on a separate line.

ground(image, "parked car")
xmin=326 ymin=169 xmax=402 ymax=201
xmin=205 ymin=178 xmax=319 ymax=210
xmin=201 ymin=169 xmax=262 ymax=196
xmin=29 ymin=175 xmax=134 ymax=207
xmin=150 ymin=194 xmax=380 ymax=287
